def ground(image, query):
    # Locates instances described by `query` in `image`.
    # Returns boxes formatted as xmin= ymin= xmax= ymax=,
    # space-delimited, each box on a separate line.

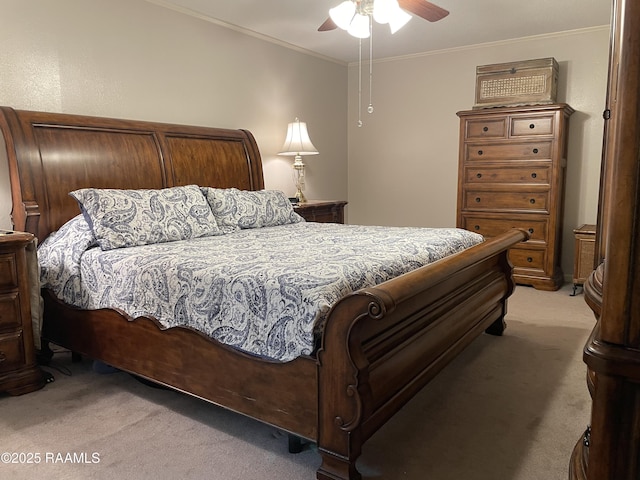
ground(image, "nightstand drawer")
xmin=294 ymin=201 xmax=347 ymax=224
xmin=465 ymin=142 xmax=552 ymax=161
xmin=464 ymin=165 xmax=551 ymax=185
xmin=464 ymin=190 xmax=549 ymax=212
xmin=0 ymin=253 xmax=19 ymax=289
xmin=300 ymin=210 xmax=339 ymax=223
xmin=0 ymin=292 xmax=22 ymax=330
xmin=0 ymin=331 xmax=25 ymax=373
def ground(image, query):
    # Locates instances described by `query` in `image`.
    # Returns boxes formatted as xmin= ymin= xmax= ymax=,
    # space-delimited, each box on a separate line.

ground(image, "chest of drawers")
xmin=456 ymin=104 xmax=574 ymax=290
xmin=0 ymin=231 xmax=45 ymax=395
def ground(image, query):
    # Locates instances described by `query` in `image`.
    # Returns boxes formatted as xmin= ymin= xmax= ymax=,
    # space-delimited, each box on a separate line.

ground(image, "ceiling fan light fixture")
xmin=329 ymin=1 xmax=356 ymax=31
xmin=347 ymin=13 xmax=371 ymax=39
xmin=372 ymin=0 xmax=394 ymax=24
xmin=388 ymin=6 xmax=411 ymax=33
xmin=320 ymin=0 xmax=450 ymax=127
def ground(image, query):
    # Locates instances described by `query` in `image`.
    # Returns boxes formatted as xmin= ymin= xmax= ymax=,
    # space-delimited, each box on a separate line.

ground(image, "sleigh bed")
xmin=0 ymin=106 xmax=526 ymax=480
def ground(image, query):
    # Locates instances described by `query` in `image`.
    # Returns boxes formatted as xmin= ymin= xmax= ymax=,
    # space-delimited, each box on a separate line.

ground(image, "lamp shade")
xmin=278 ymin=118 xmax=319 ymax=156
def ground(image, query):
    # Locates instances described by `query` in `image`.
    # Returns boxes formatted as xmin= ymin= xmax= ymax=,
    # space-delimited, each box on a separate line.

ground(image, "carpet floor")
xmin=0 ymin=283 xmax=595 ymax=479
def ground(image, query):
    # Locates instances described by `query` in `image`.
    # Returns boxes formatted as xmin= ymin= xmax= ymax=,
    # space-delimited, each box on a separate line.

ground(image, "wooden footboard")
xmin=316 ymin=228 xmax=527 ymax=480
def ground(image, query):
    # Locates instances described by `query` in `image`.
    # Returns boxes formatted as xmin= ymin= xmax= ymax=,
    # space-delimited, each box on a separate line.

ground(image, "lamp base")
xmin=293 ymin=156 xmax=307 ymax=203
xmin=295 ymin=189 xmax=307 ymax=203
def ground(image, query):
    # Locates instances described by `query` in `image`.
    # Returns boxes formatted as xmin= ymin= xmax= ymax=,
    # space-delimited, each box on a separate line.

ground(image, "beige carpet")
xmin=0 ymin=283 xmax=594 ymax=480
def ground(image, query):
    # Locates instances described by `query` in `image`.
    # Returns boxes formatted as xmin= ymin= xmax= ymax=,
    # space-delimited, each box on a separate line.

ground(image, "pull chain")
xmin=357 ymin=16 xmax=374 ymax=127
xmin=368 ymin=16 xmax=374 ymax=115
xmin=358 ymin=37 xmax=363 ymax=127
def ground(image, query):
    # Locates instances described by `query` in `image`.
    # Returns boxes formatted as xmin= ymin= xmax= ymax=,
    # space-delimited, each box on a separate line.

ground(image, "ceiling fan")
xmin=321 ymin=0 xmax=449 ymax=127
xmin=318 ymin=0 xmax=449 ymax=34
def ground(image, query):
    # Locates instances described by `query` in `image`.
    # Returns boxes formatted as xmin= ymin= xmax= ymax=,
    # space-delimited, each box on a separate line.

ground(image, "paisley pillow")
xmin=70 ymin=185 xmax=220 ymax=250
xmin=202 ymin=188 xmax=304 ymax=233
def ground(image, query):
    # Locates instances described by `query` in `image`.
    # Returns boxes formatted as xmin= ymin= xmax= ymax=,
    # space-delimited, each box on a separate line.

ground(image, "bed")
xmin=0 ymin=106 xmax=527 ymax=480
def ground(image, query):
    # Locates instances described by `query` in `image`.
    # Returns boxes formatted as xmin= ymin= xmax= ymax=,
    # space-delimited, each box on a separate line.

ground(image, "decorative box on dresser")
xmin=456 ymin=103 xmax=574 ymax=291
xmin=293 ymin=200 xmax=347 ymax=224
xmin=0 ymin=230 xmax=44 ymax=395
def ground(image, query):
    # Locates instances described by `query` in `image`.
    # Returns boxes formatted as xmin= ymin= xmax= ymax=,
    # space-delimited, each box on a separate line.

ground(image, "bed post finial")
xmin=11 ymin=200 xmax=40 ymax=237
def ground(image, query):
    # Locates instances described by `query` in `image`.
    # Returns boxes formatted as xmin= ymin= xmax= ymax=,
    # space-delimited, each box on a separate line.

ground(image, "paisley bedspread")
xmin=38 ymin=217 xmax=483 ymax=361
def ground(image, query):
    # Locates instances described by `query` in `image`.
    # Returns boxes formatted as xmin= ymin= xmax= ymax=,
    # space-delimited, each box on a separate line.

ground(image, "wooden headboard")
xmin=0 ymin=106 xmax=264 ymax=241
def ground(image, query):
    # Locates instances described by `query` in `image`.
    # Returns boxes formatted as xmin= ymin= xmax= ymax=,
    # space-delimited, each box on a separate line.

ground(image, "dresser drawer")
xmin=464 ymin=165 xmax=550 ymax=185
xmin=465 ymin=118 xmax=507 ymax=139
xmin=465 ymin=142 xmax=552 ymax=161
xmin=0 ymin=331 xmax=25 ymax=373
xmin=509 ymin=247 xmax=546 ymax=270
xmin=461 ymin=216 xmax=548 ymax=243
xmin=0 ymin=292 xmax=22 ymax=330
xmin=511 ymin=115 xmax=555 ymax=136
xmin=464 ymin=190 xmax=549 ymax=212
xmin=0 ymin=253 xmax=19 ymax=289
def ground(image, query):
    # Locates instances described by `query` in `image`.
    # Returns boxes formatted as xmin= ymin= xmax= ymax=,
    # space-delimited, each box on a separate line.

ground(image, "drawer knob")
xmin=531 ymin=172 xmax=537 ymax=178
xmin=475 ymin=197 xmax=481 ymax=203
xmin=533 ymin=148 xmax=539 ymax=154
xmin=477 ymin=150 xmax=483 ymax=156
xmin=530 ymin=198 xmax=536 ymax=204
xmin=476 ymin=173 xmax=482 ymax=178
xmin=528 ymin=228 xmax=534 ymax=234
xmin=529 ymin=123 xmax=535 ymax=129
xmin=474 ymin=225 xmax=480 ymax=230
xmin=0 ymin=351 xmax=6 ymax=363
xmin=483 ymin=126 xmax=489 ymax=132
xmin=527 ymin=257 xmax=533 ymax=262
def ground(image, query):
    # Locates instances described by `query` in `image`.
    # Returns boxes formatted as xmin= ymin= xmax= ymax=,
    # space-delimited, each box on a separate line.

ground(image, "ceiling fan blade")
xmin=318 ymin=17 xmax=337 ymax=31
xmin=399 ymin=0 xmax=449 ymax=22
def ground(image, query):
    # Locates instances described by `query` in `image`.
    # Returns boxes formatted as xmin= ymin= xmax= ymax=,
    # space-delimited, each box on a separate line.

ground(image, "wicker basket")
xmin=474 ymin=57 xmax=558 ymax=109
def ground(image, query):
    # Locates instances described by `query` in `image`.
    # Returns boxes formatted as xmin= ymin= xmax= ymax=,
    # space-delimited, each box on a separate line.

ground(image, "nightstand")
xmin=293 ymin=200 xmax=347 ymax=224
xmin=571 ymin=224 xmax=596 ymax=296
xmin=0 ymin=230 xmax=45 ymax=395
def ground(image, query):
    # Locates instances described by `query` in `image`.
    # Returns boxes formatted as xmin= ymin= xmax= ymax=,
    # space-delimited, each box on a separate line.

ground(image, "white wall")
xmin=347 ymin=27 xmax=610 ymax=278
xmin=0 ymin=0 xmax=348 ymax=230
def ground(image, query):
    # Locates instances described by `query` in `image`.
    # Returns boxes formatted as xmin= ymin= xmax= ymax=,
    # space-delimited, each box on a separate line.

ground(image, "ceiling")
xmin=150 ymin=0 xmax=612 ymax=64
